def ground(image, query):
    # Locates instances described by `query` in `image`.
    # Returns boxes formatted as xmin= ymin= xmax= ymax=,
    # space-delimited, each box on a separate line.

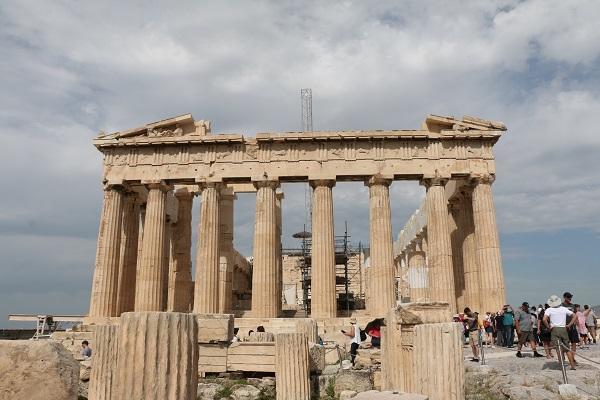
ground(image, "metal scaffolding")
xmin=285 ymin=222 xmax=364 ymax=316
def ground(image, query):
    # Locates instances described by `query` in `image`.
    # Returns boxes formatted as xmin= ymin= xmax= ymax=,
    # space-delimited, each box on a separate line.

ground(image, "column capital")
xmin=103 ymin=183 xmax=127 ymax=192
xmin=365 ymin=174 xmax=392 ymax=187
xmin=174 ymin=187 xmax=194 ymax=200
xmin=142 ymin=180 xmax=171 ymax=192
xmin=470 ymin=173 xmax=496 ymax=185
xmin=420 ymin=176 xmax=449 ymax=188
xmin=198 ymin=182 xmax=223 ymax=191
xmin=309 ymin=179 xmax=336 ymax=189
xmin=252 ymin=179 xmax=280 ymax=190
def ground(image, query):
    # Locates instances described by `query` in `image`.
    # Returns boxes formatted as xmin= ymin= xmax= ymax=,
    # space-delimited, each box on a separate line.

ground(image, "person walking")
xmin=538 ymin=304 xmax=554 ymax=358
xmin=502 ymin=305 xmax=515 ymax=348
xmin=543 ymin=295 xmax=577 ymax=370
xmin=484 ymin=312 xmax=494 ymax=347
xmin=584 ymin=305 xmax=597 ymax=344
xmin=515 ymin=302 xmax=544 ymax=358
xmin=464 ymin=307 xmax=480 ymax=362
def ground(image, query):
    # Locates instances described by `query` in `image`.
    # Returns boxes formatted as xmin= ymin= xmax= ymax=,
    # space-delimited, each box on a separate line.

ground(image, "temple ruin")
xmin=78 ymin=112 xmax=508 ymax=399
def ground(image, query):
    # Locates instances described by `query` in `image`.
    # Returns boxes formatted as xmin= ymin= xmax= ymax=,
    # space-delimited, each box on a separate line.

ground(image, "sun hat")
xmin=547 ymin=295 xmax=562 ymax=308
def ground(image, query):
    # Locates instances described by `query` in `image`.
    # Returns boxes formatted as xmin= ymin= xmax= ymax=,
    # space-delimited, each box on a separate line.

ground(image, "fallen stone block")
xmin=0 ymin=340 xmax=80 ymax=400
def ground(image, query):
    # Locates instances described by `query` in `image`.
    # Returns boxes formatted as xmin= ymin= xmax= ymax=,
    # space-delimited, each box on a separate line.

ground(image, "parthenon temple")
xmin=87 ymin=112 xmax=506 ymax=322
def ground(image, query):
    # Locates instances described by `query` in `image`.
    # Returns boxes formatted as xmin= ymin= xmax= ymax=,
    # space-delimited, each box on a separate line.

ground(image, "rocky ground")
xmin=465 ymin=343 xmax=600 ymax=399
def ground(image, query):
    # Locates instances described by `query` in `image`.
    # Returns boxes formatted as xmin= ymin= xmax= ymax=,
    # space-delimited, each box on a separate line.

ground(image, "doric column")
xmin=114 ymin=312 xmax=198 ymax=400
xmin=365 ymin=176 xmax=396 ymax=315
xmin=161 ymin=218 xmax=173 ymax=310
xmin=251 ymin=180 xmax=280 ymax=318
xmin=310 ymin=180 xmax=337 ymax=318
xmin=422 ymin=177 xmax=456 ymax=312
xmin=408 ymin=237 xmax=428 ymax=302
xmin=89 ymin=184 xmax=125 ymax=318
xmin=168 ymin=188 xmax=194 ymax=312
xmin=88 ymin=325 xmax=119 ymax=400
xmin=275 ymin=191 xmax=284 ymax=315
xmin=275 ymin=333 xmax=311 ymax=400
xmin=448 ymin=197 xmax=466 ymax=312
xmin=134 ymin=181 xmax=169 ymax=311
xmin=471 ymin=174 xmax=505 ymax=312
xmin=457 ymin=188 xmax=480 ymax=312
xmin=218 ymin=188 xmax=235 ymax=314
xmin=194 ymin=183 xmax=221 ymax=314
xmin=116 ymin=192 xmax=140 ymax=315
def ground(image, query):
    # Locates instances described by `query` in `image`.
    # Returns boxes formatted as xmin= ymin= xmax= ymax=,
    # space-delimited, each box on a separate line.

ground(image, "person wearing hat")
xmin=543 ymin=294 xmax=577 ymax=370
xmin=342 ymin=317 xmax=362 ymax=366
xmin=514 ymin=301 xmax=544 ymax=358
xmin=562 ymin=292 xmax=580 ymax=356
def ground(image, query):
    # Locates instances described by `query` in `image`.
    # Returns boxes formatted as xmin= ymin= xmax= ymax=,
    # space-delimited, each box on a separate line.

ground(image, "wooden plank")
xmin=227 ymin=363 xmax=275 ymax=373
xmin=196 ymin=314 xmax=234 ymax=343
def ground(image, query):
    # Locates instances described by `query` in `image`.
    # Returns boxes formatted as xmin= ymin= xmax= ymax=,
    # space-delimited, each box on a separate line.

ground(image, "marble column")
xmin=275 ymin=333 xmax=311 ymax=400
xmin=310 ymin=180 xmax=337 ymax=318
xmin=408 ymin=238 xmax=428 ymax=302
xmin=365 ymin=176 xmax=396 ymax=315
xmin=161 ymin=219 xmax=173 ymax=310
xmin=458 ymin=189 xmax=480 ymax=312
xmin=194 ymin=183 xmax=221 ymax=314
xmin=88 ymin=325 xmax=119 ymax=400
xmin=275 ymin=191 xmax=284 ymax=315
xmin=422 ymin=177 xmax=456 ymax=312
xmin=114 ymin=312 xmax=198 ymax=400
xmin=89 ymin=184 xmax=125 ymax=318
xmin=218 ymin=188 xmax=235 ymax=314
xmin=471 ymin=174 xmax=505 ymax=313
xmin=251 ymin=180 xmax=280 ymax=318
xmin=134 ymin=182 xmax=169 ymax=311
xmin=168 ymin=188 xmax=193 ymax=312
xmin=116 ymin=192 xmax=140 ymax=315
xmin=448 ymin=198 xmax=466 ymax=312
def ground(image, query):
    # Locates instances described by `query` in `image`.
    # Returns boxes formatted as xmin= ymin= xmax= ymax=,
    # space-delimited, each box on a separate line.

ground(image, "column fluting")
xmin=471 ymin=174 xmax=505 ymax=313
xmin=134 ymin=182 xmax=169 ymax=311
xmin=168 ymin=189 xmax=193 ymax=312
xmin=218 ymin=189 xmax=235 ymax=314
xmin=89 ymin=185 xmax=125 ymax=318
xmin=422 ymin=177 xmax=457 ymax=312
xmin=310 ymin=180 xmax=337 ymax=318
xmin=116 ymin=192 xmax=140 ymax=315
xmin=251 ymin=180 xmax=280 ymax=318
xmin=458 ymin=189 xmax=480 ymax=312
xmin=365 ymin=176 xmax=396 ymax=316
xmin=194 ymin=183 xmax=221 ymax=314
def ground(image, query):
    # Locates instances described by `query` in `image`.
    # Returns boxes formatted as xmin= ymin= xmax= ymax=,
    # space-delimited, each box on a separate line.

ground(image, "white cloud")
xmin=1 ymin=0 xmax=600 ymax=324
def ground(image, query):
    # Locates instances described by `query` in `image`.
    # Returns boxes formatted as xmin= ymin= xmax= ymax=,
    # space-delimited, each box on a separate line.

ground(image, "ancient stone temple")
xmin=87 ymin=113 xmax=506 ymax=320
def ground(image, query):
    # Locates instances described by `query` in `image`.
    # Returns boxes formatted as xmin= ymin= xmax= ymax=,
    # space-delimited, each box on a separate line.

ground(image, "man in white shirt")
xmin=543 ymin=295 xmax=577 ymax=370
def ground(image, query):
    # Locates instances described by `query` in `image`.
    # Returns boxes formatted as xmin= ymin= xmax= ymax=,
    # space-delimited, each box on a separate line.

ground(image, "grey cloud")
xmin=1 ymin=1 xmax=600 ymax=326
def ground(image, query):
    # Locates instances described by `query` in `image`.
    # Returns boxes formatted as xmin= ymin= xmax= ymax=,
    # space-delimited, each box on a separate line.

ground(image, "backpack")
xmin=360 ymin=329 xmax=367 ymax=341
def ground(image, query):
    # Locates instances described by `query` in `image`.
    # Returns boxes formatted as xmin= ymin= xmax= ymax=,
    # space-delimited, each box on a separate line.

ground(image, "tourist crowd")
xmin=457 ymin=292 xmax=597 ymax=369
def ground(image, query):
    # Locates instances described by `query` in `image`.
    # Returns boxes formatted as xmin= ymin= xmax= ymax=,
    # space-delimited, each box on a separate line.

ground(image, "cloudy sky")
xmin=1 ymin=1 xmax=599 ymax=327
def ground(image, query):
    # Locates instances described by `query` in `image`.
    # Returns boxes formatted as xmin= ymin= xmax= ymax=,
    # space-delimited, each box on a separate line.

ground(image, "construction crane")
xmin=301 ymin=88 xmax=313 ymax=132
xmin=301 ymin=88 xmax=314 ymax=233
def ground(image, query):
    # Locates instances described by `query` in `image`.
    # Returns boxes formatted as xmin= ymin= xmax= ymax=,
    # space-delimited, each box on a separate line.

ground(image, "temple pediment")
xmin=424 ymin=114 xmax=506 ymax=133
xmin=97 ymin=113 xmax=211 ymax=140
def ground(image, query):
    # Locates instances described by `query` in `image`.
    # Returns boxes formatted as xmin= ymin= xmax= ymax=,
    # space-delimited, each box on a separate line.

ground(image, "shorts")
xmin=518 ymin=331 xmax=534 ymax=344
xmin=567 ymin=326 xmax=580 ymax=343
xmin=551 ymin=327 xmax=570 ymax=350
xmin=540 ymin=330 xmax=551 ymax=342
xmin=469 ymin=330 xmax=479 ymax=344
xmin=485 ymin=326 xmax=493 ymax=334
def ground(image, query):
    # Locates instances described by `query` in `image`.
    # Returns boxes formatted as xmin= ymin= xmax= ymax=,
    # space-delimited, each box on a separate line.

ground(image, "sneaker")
xmin=534 ymin=352 xmax=544 ymax=358
xmin=471 ymin=358 xmax=479 ymax=362
xmin=516 ymin=351 xmax=523 ymax=358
